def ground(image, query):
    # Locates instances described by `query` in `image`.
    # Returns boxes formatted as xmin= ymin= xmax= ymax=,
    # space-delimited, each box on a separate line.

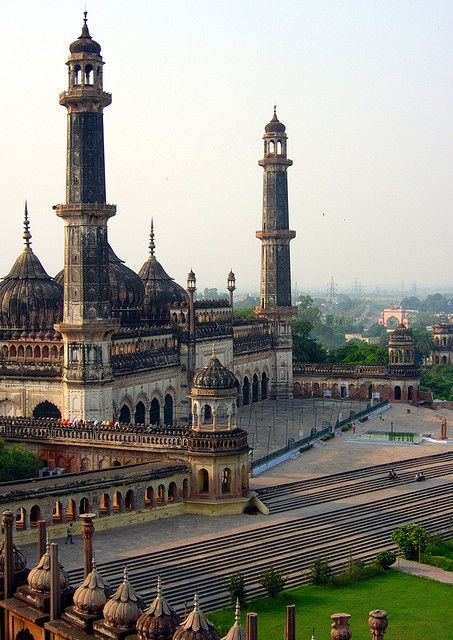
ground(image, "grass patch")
xmin=207 ymin=572 xmax=452 ymax=640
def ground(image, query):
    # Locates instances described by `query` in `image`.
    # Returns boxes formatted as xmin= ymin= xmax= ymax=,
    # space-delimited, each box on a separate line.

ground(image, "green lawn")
xmin=207 ymin=572 xmax=452 ymax=640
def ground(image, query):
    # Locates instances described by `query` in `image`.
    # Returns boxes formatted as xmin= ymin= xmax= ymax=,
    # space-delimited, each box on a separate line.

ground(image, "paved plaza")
xmin=21 ymin=401 xmax=453 ymax=575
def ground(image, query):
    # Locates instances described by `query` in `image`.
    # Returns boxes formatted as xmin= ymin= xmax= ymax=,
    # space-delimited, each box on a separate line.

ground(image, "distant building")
xmin=431 ymin=324 xmax=453 ymax=365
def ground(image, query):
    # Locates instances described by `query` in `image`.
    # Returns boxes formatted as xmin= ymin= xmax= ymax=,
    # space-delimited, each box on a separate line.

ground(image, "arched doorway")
xmin=119 ymin=404 xmax=131 ymax=424
xmin=168 ymin=482 xmax=177 ymax=502
xmin=222 ymin=468 xmax=232 ymax=494
xmin=134 ymin=401 xmax=146 ymax=425
xmin=198 ymin=469 xmax=209 ymax=493
xmin=252 ymin=374 xmax=259 ymax=403
xmin=242 ymin=377 xmax=250 ymax=405
xmin=408 ymin=385 xmax=413 ymax=401
xmin=33 ymin=401 xmax=61 ymax=419
xmin=368 ymin=384 xmax=373 ymax=400
xmin=183 ymin=478 xmax=189 ymax=499
xmin=79 ymin=497 xmax=90 ymax=515
xmin=150 ymin=398 xmax=160 ymax=425
xmin=125 ymin=490 xmax=134 ymax=511
xmin=113 ymin=491 xmax=123 ymax=513
xmin=164 ymin=394 xmax=173 ymax=425
xmin=394 ymin=386 xmax=401 ymax=400
xmin=156 ymin=484 xmax=165 ymax=505
xmin=30 ymin=505 xmax=41 ymax=527
xmin=261 ymin=372 xmax=268 ymax=400
xmin=204 ymin=404 xmax=212 ymax=423
xmin=100 ymin=493 xmax=111 ymax=516
xmin=145 ymin=486 xmax=154 ymax=507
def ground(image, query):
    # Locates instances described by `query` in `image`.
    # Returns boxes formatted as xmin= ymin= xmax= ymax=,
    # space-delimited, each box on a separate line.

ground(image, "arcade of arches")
xmin=293 ymin=377 xmax=419 ymax=404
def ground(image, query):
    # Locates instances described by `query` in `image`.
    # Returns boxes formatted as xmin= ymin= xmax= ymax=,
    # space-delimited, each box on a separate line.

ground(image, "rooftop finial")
xmin=193 ymin=593 xmax=200 ymax=611
xmin=234 ymin=599 xmax=241 ymax=627
xmin=84 ymin=9 xmax=88 ymax=25
xmin=157 ymin=575 xmax=162 ymax=598
xmin=211 ymin=343 xmax=216 ymax=357
xmin=274 ymin=104 xmax=277 ymax=115
xmin=149 ymin=218 xmax=155 ymax=257
xmin=23 ymin=200 xmax=32 ymax=248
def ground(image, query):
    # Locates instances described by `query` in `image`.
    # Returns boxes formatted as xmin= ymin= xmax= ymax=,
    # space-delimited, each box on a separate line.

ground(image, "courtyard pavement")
xmin=21 ymin=401 xmax=453 ymax=576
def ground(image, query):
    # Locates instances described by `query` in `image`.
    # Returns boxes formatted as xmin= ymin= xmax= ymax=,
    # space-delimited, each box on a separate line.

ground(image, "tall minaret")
xmin=54 ymin=13 xmax=117 ymax=420
xmin=256 ymin=108 xmax=296 ymax=398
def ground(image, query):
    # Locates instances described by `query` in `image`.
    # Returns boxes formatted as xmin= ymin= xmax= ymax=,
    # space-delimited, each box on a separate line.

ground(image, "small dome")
xmin=193 ymin=353 xmax=236 ymax=390
xmin=265 ymin=107 xmax=286 ymax=134
xmin=27 ymin=541 xmax=69 ymax=593
xmin=73 ymin=560 xmax=111 ymax=615
xmin=103 ymin=567 xmax=143 ymax=629
xmin=70 ymin=12 xmax=101 ymax=55
xmin=138 ymin=221 xmax=188 ymax=323
xmin=0 ymin=206 xmax=63 ymax=331
xmin=0 ymin=540 xmax=27 ymax=575
xmin=173 ymin=594 xmax=221 ymax=640
xmin=136 ymin=576 xmax=180 ymax=640
xmin=221 ymin=601 xmax=245 ymax=640
xmin=389 ymin=323 xmax=413 ymax=343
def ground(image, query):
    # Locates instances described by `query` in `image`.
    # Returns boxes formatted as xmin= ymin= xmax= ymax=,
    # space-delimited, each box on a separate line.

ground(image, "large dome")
xmin=69 ymin=13 xmax=102 ymax=55
xmin=55 ymin=245 xmax=144 ymax=323
xmin=193 ymin=354 xmax=236 ymax=390
xmin=0 ymin=210 xmax=63 ymax=331
xmin=138 ymin=221 xmax=188 ymax=324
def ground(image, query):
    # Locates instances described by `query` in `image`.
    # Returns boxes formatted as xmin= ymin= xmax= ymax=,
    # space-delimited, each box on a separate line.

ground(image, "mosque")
xmin=0 ymin=14 xmax=296 ymax=425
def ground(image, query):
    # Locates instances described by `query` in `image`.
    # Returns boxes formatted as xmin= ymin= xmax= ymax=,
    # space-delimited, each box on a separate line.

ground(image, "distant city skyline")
xmin=1 ymin=1 xmax=452 ymax=292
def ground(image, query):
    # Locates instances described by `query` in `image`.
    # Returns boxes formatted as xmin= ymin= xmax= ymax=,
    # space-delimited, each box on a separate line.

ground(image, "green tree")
xmin=308 ymin=557 xmax=332 ymax=586
xmin=233 ymin=307 xmax=257 ymax=319
xmin=329 ymin=341 xmax=388 ymax=365
xmin=391 ymin=524 xmax=429 ymax=561
xmin=226 ymin=572 xmax=247 ymax=606
xmin=259 ymin=566 xmax=286 ymax=598
xmin=364 ymin=323 xmax=388 ymax=339
xmin=410 ymin=327 xmax=435 ymax=365
xmin=421 ymin=365 xmax=453 ymax=400
xmin=0 ymin=439 xmax=43 ymax=482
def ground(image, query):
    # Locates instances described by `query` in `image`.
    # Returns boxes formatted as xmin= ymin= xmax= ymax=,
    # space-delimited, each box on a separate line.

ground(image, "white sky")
xmin=0 ymin=0 xmax=452 ymax=294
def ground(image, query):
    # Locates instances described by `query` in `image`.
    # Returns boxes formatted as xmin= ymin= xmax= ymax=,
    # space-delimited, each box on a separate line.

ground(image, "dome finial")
xmin=234 ymin=599 xmax=241 ymax=627
xmin=84 ymin=8 xmax=88 ymax=25
xmin=23 ymin=200 xmax=32 ymax=248
xmin=193 ymin=593 xmax=200 ymax=611
xmin=149 ymin=218 xmax=155 ymax=257
xmin=157 ymin=575 xmax=162 ymax=598
xmin=211 ymin=343 xmax=216 ymax=357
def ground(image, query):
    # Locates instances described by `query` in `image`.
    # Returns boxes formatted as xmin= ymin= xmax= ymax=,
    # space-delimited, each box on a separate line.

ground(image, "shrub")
xmin=391 ymin=524 xmax=429 ymax=561
xmin=259 ymin=566 xmax=286 ymax=598
xmin=226 ymin=572 xmax=247 ymax=606
xmin=376 ymin=550 xmax=397 ymax=569
xmin=309 ymin=558 xmax=332 ymax=586
xmin=425 ymin=555 xmax=453 ymax=572
xmin=320 ymin=433 xmax=335 ymax=442
xmin=340 ymin=424 xmax=352 ymax=432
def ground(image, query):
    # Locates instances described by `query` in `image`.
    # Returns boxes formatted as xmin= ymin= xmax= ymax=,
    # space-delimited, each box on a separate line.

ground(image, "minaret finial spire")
xmin=23 ymin=200 xmax=32 ymax=248
xmin=84 ymin=9 xmax=88 ymax=25
xmin=149 ymin=218 xmax=155 ymax=257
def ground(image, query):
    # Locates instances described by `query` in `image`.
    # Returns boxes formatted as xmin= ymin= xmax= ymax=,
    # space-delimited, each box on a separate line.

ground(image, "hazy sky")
xmin=1 ymin=1 xmax=452 ymax=294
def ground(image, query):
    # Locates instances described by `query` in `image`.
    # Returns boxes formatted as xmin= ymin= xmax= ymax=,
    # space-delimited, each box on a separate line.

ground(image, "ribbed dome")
xmin=27 ymin=541 xmax=69 ymax=593
xmin=108 ymin=246 xmax=145 ymax=312
xmin=70 ymin=13 xmax=101 ymax=55
xmin=265 ymin=107 xmax=286 ymax=133
xmin=73 ymin=560 xmax=111 ymax=615
xmin=136 ymin=577 xmax=180 ymax=640
xmin=103 ymin=567 xmax=143 ymax=629
xmin=55 ymin=245 xmax=144 ymax=319
xmin=0 ymin=208 xmax=63 ymax=331
xmin=138 ymin=221 xmax=188 ymax=323
xmin=193 ymin=354 xmax=236 ymax=390
xmin=173 ymin=594 xmax=221 ymax=640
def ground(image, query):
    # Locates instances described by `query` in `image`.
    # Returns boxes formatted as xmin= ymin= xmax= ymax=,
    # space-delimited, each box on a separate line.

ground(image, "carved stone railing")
xmin=112 ymin=348 xmax=180 ymax=375
xmin=293 ymin=363 xmax=420 ymax=379
xmin=0 ymin=361 xmax=62 ymax=378
xmin=233 ymin=335 xmax=273 ymax=355
xmin=188 ymin=428 xmax=248 ymax=453
xmin=195 ymin=322 xmax=233 ymax=340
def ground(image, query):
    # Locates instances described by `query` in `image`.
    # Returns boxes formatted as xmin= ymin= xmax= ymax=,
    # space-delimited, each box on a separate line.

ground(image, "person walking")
xmin=65 ymin=522 xmax=74 ymax=544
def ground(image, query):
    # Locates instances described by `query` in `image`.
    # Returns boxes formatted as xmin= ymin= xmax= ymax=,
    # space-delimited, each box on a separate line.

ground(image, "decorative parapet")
xmin=112 ymin=348 xmax=179 ymax=375
xmin=187 ymin=428 xmax=248 ymax=453
xmin=293 ymin=363 xmax=420 ymax=379
xmin=233 ymin=335 xmax=273 ymax=355
xmin=0 ymin=361 xmax=62 ymax=379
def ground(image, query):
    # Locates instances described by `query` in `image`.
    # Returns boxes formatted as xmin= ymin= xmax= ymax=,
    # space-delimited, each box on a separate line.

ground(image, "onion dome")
xmin=138 ymin=220 xmax=188 ymax=323
xmin=0 ymin=540 xmax=27 ymax=575
xmin=27 ymin=540 xmax=69 ymax=593
xmin=221 ymin=601 xmax=245 ymax=640
xmin=73 ymin=559 xmax=111 ymax=615
xmin=193 ymin=350 xmax=236 ymax=390
xmin=70 ymin=11 xmax=101 ymax=55
xmin=0 ymin=203 xmax=63 ymax=331
xmin=136 ymin=576 xmax=180 ymax=640
xmin=173 ymin=594 xmax=221 ymax=640
xmin=103 ymin=567 xmax=143 ymax=629
xmin=265 ymin=106 xmax=286 ymax=133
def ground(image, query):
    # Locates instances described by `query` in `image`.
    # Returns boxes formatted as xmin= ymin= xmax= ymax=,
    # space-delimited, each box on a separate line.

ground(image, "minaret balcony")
xmin=59 ymin=87 xmax=112 ymax=108
xmin=256 ymin=229 xmax=296 ymax=242
xmin=53 ymin=203 xmax=117 ymax=220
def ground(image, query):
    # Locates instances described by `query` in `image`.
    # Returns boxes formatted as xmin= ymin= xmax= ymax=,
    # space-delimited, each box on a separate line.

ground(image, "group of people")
xmin=387 ymin=468 xmax=426 ymax=482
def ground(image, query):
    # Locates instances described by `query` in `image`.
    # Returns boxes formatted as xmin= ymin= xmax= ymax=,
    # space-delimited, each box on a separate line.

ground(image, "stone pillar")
xmin=80 ymin=513 xmax=96 ymax=578
xmin=331 ymin=614 xmax=351 ymax=640
xmin=285 ymin=605 xmax=296 ymax=640
xmin=368 ymin=610 xmax=388 ymax=640
xmin=246 ymin=613 xmax=258 ymax=640
xmin=37 ymin=520 xmax=47 ymax=560
xmin=50 ymin=543 xmax=61 ymax=621
xmin=2 ymin=510 xmax=14 ymax=598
